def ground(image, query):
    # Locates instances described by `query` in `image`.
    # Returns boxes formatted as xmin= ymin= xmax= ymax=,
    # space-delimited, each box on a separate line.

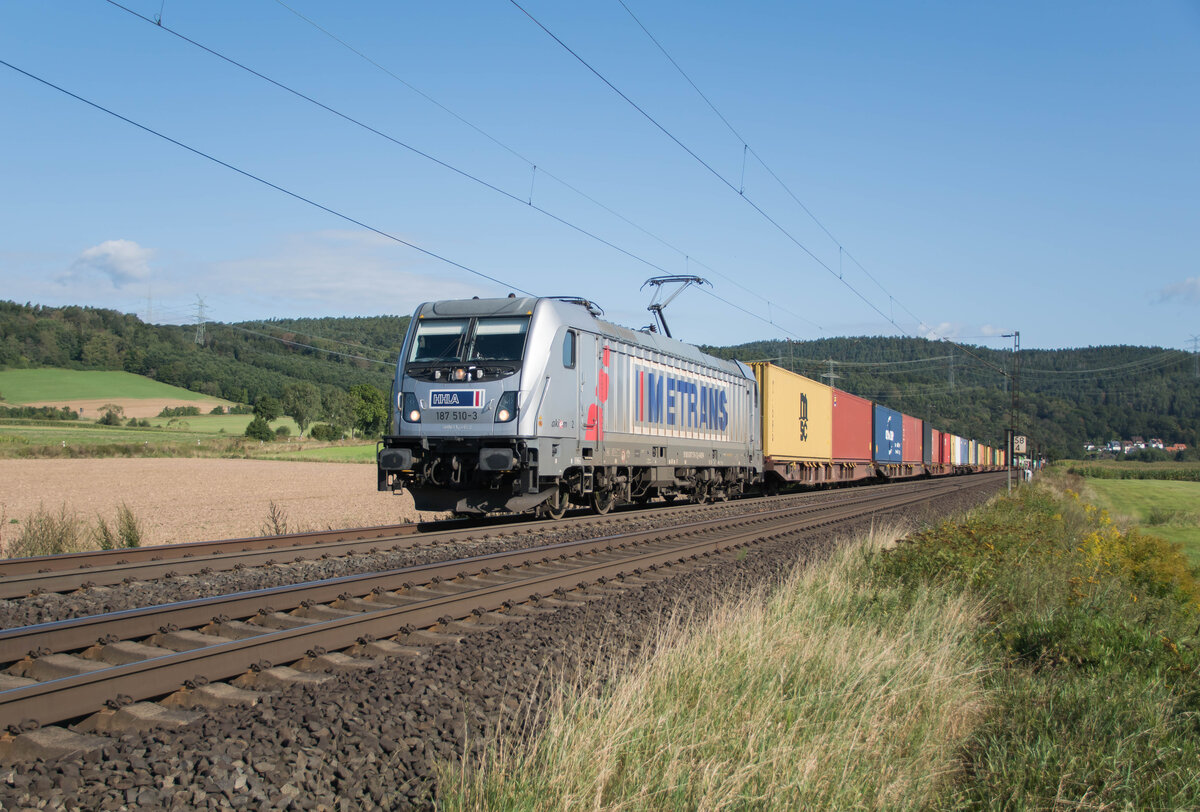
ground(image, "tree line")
xmin=0 ymin=301 xmax=404 ymax=439
xmin=3 ymin=300 xmax=1198 ymax=456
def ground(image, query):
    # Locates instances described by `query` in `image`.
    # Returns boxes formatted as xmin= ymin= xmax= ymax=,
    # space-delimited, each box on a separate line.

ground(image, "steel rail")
xmin=0 ymin=475 xmax=1001 ymax=731
xmin=0 ymin=476 xmax=988 ymax=599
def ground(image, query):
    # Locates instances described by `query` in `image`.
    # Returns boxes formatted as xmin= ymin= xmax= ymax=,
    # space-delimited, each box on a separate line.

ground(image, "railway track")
xmin=0 ymin=476 xmax=988 ymax=600
xmin=0 ymin=473 xmax=1004 ymax=760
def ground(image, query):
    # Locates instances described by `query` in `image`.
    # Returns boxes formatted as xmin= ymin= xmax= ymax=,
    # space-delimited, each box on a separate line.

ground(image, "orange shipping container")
xmin=751 ymin=362 xmax=833 ymax=462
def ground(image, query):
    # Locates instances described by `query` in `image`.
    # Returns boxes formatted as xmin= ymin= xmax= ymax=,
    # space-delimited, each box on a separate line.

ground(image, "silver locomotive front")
xmin=377 ymin=296 xmax=565 ymax=514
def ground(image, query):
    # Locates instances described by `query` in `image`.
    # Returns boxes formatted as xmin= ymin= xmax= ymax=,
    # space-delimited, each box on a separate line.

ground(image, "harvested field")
xmin=18 ymin=397 xmax=227 ymax=419
xmin=0 ymin=458 xmax=439 ymax=551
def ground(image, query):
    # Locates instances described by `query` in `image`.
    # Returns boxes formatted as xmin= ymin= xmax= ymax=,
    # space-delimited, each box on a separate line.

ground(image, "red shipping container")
xmin=902 ymin=414 xmax=922 ymax=463
xmin=940 ymin=432 xmax=953 ymax=464
xmin=832 ymin=389 xmax=873 ymax=462
xmin=930 ymin=428 xmax=942 ymax=463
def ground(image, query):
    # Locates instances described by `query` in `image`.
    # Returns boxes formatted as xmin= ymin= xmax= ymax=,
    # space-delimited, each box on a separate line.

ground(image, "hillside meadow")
xmin=0 ymin=367 xmax=387 ymax=461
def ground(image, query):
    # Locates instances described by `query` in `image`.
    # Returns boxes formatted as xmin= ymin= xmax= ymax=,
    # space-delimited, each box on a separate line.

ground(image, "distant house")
xmin=1166 ymin=443 xmax=1188 ymax=453
xmin=1150 ymin=438 xmax=1164 ymax=449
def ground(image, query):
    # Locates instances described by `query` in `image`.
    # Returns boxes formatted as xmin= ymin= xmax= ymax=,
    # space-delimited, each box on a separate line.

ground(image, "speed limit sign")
xmin=1013 ymin=435 xmax=1027 ymax=454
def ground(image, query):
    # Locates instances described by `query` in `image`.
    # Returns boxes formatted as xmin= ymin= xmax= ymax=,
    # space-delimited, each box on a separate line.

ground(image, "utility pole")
xmin=820 ymin=359 xmax=840 ymax=389
xmin=193 ymin=296 xmax=207 ymax=346
xmin=948 ymin=347 xmax=955 ymax=390
xmin=1191 ymin=335 xmax=1199 ymax=379
xmin=1002 ymin=331 xmax=1020 ymax=493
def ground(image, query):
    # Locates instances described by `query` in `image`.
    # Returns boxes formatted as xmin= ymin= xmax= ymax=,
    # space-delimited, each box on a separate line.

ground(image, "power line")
xmin=507 ymin=0 xmax=902 ymax=331
xmin=104 ymin=0 xmax=825 ymax=339
xmin=221 ymin=324 xmax=394 ymax=366
xmin=511 ymin=0 xmax=1012 ymax=380
xmin=97 ymin=1 xmax=703 ymax=286
xmin=268 ymin=0 xmax=825 ymax=336
xmin=0 ymin=57 xmax=536 ymax=298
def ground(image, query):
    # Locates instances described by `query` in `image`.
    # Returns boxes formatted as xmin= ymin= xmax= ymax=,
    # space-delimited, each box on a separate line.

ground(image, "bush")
xmin=274 ymin=425 xmax=291 ymax=438
xmin=4 ymin=505 xmax=88 ymax=558
xmin=309 ymin=423 xmax=344 ymax=442
xmin=157 ymin=405 xmax=202 ymax=418
xmin=209 ymin=405 xmax=226 ymax=415
xmin=245 ymin=415 xmax=274 ymax=441
xmin=97 ymin=404 xmax=125 ymax=426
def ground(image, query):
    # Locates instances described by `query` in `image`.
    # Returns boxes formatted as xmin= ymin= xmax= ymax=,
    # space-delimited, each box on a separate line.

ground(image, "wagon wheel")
xmin=539 ymin=486 xmax=568 ymax=520
xmin=591 ymin=489 xmax=615 ymax=515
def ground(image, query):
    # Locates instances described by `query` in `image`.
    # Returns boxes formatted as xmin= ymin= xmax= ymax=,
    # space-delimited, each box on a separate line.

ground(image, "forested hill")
xmin=703 ymin=337 xmax=1200 ymax=459
xmin=0 ymin=301 xmax=406 ymax=406
xmin=2 ymin=301 xmax=1197 ymax=459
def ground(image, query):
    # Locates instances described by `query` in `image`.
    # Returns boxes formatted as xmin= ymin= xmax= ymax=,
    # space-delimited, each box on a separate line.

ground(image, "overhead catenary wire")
xmin=511 ymin=0 xmax=1014 ymax=380
xmin=97 ymin=1 xmax=708 ymax=289
xmin=266 ymin=0 xmax=823 ymax=335
xmin=0 ymin=57 xmax=537 ymax=299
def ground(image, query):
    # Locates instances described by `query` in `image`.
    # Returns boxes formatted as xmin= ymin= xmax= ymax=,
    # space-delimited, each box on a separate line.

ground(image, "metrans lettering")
xmin=430 ymin=390 xmax=484 ymax=408
xmin=635 ymin=368 xmax=728 ymax=432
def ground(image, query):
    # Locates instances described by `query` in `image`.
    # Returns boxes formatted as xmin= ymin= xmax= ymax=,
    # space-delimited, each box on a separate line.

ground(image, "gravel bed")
xmin=0 ymin=480 xmax=1000 ymax=811
xmin=0 ymin=485 xmax=907 ymax=629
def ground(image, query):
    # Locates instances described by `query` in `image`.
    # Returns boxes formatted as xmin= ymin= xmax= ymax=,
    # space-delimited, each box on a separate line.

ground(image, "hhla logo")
xmin=798 ymin=392 xmax=808 ymax=441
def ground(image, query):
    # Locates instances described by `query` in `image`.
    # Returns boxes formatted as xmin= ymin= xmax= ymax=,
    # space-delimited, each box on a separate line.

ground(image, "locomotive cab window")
xmin=408 ymin=319 xmax=470 ymax=363
xmin=407 ymin=316 xmax=530 ymax=365
xmin=562 ymin=330 xmax=576 ymax=369
xmin=471 ymin=317 xmax=529 ymax=361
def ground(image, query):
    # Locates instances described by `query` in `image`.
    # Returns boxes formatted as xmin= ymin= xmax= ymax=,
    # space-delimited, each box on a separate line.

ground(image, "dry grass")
xmin=440 ymin=522 xmax=989 ymax=811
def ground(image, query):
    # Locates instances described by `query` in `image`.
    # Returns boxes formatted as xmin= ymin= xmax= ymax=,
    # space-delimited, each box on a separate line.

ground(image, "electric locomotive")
xmin=377 ymin=296 xmax=762 ymax=516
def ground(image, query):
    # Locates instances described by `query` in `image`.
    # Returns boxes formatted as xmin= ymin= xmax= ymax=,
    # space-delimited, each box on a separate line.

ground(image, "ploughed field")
xmin=0 ymin=458 xmax=436 ymax=548
xmin=0 ymin=476 xmax=1004 ymax=810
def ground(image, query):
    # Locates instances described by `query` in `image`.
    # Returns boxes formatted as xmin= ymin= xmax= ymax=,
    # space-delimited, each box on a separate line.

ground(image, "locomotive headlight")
xmin=494 ymin=391 xmax=518 ymax=423
xmin=402 ymin=392 xmax=421 ymax=423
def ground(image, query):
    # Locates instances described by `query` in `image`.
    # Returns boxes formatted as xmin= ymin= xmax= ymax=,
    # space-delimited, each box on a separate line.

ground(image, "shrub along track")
xmin=0 ymin=474 xmax=1004 ymax=810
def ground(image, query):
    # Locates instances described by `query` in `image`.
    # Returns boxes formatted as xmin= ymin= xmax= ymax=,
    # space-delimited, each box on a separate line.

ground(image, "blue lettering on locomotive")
xmin=636 ymin=368 xmax=728 ymax=433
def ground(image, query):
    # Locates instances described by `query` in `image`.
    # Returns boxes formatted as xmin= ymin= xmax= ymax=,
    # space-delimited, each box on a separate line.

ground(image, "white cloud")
xmin=979 ymin=324 xmax=1009 ymax=337
xmin=1157 ymin=277 xmax=1200 ymax=304
xmin=202 ymin=230 xmax=488 ymax=320
xmin=60 ymin=239 xmax=154 ymax=288
xmin=919 ymin=321 xmax=961 ymax=341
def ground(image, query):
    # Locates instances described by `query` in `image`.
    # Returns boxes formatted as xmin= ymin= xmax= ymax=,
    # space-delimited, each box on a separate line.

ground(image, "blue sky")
xmin=1 ymin=1 xmax=1197 ymax=351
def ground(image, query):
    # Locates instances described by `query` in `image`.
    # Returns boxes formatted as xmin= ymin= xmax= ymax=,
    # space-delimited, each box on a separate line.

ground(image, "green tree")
xmin=281 ymin=382 xmax=322 ymax=435
xmin=322 ymin=388 xmax=354 ymax=434
xmin=350 ymin=384 xmax=388 ymax=437
xmin=245 ymin=415 xmax=274 ymax=441
xmin=253 ymin=395 xmax=283 ymax=422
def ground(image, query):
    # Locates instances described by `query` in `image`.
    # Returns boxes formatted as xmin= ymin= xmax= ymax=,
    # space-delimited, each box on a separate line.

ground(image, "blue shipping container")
xmin=873 ymin=404 xmax=903 ymax=462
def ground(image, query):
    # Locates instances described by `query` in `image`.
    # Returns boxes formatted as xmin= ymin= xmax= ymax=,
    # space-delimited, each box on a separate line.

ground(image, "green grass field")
xmin=0 ymin=369 xmax=223 ymax=405
xmin=257 ymin=444 xmax=377 ymax=463
xmin=1084 ymin=478 xmax=1200 ymax=567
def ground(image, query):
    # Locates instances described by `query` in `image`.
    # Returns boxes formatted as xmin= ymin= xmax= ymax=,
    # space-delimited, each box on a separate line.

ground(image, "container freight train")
xmin=377 ymin=296 xmax=1004 ymax=517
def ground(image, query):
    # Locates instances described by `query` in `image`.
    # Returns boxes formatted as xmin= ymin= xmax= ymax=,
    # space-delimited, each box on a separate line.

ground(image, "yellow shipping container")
xmin=751 ymin=362 xmax=833 ymax=462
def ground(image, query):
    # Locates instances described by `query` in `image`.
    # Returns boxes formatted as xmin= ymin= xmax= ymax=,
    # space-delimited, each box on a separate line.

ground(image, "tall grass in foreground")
xmin=439 ymin=523 xmax=989 ymax=811
xmin=442 ymin=482 xmax=1200 ymax=810
xmin=877 ymin=477 xmax=1200 ymax=809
